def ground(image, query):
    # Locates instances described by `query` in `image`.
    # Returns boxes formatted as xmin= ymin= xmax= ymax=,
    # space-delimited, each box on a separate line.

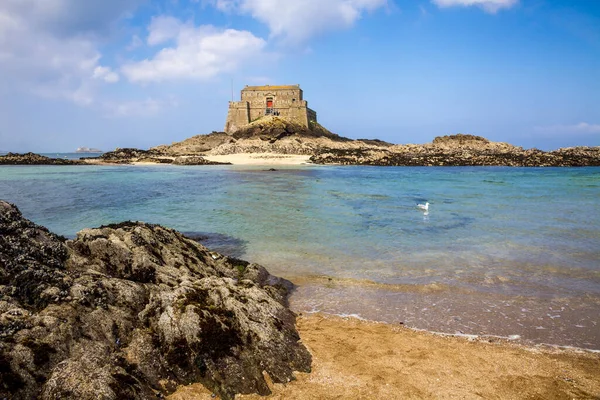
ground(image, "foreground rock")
xmin=310 ymin=134 xmax=600 ymax=167
xmin=0 ymin=201 xmax=311 ymax=400
xmin=0 ymin=152 xmax=85 ymax=165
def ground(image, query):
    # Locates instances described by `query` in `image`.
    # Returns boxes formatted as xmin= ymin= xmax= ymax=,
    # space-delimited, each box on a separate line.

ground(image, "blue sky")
xmin=0 ymin=0 xmax=598 ymax=152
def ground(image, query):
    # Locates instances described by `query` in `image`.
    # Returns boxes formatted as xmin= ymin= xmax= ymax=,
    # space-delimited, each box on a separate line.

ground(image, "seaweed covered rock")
xmin=98 ymin=148 xmax=169 ymax=164
xmin=310 ymin=135 xmax=600 ymax=167
xmin=172 ymin=156 xmax=231 ymax=165
xmin=0 ymin=201 xmax=311 ymax=400
xmin=0 ymin=152 xmax=85 ymax=165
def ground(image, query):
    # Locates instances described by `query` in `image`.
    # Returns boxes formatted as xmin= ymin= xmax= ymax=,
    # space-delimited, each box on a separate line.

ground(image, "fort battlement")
xmin=224 ymin=85 xmax=317 ymax=133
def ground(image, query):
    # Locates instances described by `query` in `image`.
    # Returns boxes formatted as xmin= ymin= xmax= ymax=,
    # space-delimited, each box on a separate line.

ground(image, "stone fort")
xmin=224 ymin=85 xmax=317 ymax=133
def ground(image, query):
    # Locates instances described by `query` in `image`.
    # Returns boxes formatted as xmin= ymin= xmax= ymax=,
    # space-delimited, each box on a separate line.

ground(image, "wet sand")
xmin=81 ymin=153 xmax=312 ymax=166
xmin=203 ymin=153 xmax=312 ymax=165
xmin=169 ymin=313 xmax=600 ymax=399
xmin=285 ymin=276 xmax=600 ymax=350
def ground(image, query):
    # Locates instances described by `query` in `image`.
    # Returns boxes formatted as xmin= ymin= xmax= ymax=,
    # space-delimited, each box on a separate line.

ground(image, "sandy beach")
xmin=79 ymin=153 xmax=312 ymax=166
xmin=169 ymin=313 xmax=600 ymax=400
xmin=203 ymin=153 xmax=312 ymax=165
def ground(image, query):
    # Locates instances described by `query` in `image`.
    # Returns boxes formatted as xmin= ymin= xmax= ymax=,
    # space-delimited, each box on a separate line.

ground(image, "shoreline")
xmin=169 ymin=313 xmax=600 ymax=399
xmin=3 ymin=140 xmax=600 ymax=167
xmin=127 ymin=153 xmax=313 ymax=166
xmin=96 ymin=153 xmax=313 ymax=166
xmin=2 ymin=164 xmax=599 ymax=399
xmin=201 ymin=153 xmax=312 ymax=165
xmin=267 ymin=273 xmax=600 ymax=352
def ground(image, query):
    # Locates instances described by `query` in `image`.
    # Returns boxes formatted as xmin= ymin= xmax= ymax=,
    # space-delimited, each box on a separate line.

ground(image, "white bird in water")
xmin=417 ymin=202 xmax=429 ymax=211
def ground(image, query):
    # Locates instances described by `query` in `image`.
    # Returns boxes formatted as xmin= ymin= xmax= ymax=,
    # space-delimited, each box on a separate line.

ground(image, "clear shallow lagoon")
xmin=1 ymin=164 xmax=599 ymax=348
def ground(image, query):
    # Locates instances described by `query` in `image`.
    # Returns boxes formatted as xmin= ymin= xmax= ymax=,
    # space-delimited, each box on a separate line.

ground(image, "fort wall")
xmin=224 ymin=85 xmax=317 ymax=133
xmin=224 ymin=102 xmax=250 ymax=134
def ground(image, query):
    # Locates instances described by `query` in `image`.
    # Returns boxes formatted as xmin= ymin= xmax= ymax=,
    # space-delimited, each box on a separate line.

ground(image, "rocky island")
xmin=1 ymin=83 xmax=598 ymax=166
xmin=2 ymin=124 xmax=599 ymax=167
xmin=143 ymin=119 xmax=599 ymax=167
xmin=0 ymin=201 xmax=311 ymax=400
xmin=143 ymin=84 xmax=599 ymax=167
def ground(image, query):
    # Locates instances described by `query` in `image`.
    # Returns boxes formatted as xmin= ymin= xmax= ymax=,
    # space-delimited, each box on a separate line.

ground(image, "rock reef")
xmin=171 ymin=156 xmax=231 ymax=166
xmin=94 ymin=148 xmax=231 ymax=165
xmin=310 ymin=134 xmax=600 ymax=167
xmin=0 ymin=201 xmax=311 ymax=400
xmin=0 ymin=152 xmax=85 ymax=165
xmin=97 ymin=148 xmax=168 ymax=164
xmin=3 ymin=122 xmax=599 ymax=167
xmin=153 ymin=117 xmax=386 ymax=157
xmin=153 ymin=121 xmax=600 ymax=167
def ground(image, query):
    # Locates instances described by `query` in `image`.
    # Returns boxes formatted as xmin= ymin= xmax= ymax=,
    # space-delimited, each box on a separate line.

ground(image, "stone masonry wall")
xmin=224 ymin=102 xmax=250 ymax=133
xmin=224 ymin=85 xmax=317 ymax=133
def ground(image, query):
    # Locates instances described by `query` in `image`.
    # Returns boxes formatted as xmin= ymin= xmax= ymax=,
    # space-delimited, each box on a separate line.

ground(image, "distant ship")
xmin=76 ymin=147 xmax=103 ymax=153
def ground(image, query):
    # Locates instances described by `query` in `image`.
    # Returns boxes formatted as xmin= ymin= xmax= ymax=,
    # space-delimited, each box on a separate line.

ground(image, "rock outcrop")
xmin=153 ymin=123 xmax=600 ymax=167
xmin=310 ymin=134 xmax=600 ymax=167
xmin=172 ymin=156 xmax=232 ymax=166
xmin=96 ymin=148 xmax=170 ymax=164
xmin=152 ymin=117 xmax=389 ymax=157
xmin=0 ymin=201 xmax=311 ymax=400
xmin=0 ymin=152 xmax=85 ymax=165
xmin=4 ymin=131 xmax=597 ymax=167
xmin=153 ymin=132 xmax=234 ymax=155
xmin=93 ymin=149 xmax=230 ymax=165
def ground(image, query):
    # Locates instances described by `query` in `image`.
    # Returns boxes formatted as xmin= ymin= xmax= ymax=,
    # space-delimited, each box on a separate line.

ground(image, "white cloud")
xmin=535 ymin=122 xmax=600 ymax=136
xmin=147 ymin=16 xmax=185 ymax=46
xmin=571 ymin=122 xmax=600 ymax=133
xmin=93 ymin=66 xmax=120 ymax=83
xmin=210 ymin=0 xmax=388 ymax=43
xmin=3 ymin=0 xmax=143 ymax=37
xmin=122 ymin=18 xmax=267 ymax=83
xmin=431 ymin=0 xmax=518 ymax=13
xmin=0 ymin=0 xmax=137 ymax=104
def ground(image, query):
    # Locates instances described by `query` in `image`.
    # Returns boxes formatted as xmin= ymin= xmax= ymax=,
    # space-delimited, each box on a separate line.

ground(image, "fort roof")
xmin=243 ymin=85 xmax=301 ymax=91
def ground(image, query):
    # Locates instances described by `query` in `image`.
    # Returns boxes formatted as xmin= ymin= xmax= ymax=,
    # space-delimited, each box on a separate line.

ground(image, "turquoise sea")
xmin=1 ymin=163 xmax=599 ymax=349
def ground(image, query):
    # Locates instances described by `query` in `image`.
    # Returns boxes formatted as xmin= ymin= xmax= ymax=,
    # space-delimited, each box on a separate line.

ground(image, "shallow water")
xmin=1 ymin=164 xmax=599 ymax=348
